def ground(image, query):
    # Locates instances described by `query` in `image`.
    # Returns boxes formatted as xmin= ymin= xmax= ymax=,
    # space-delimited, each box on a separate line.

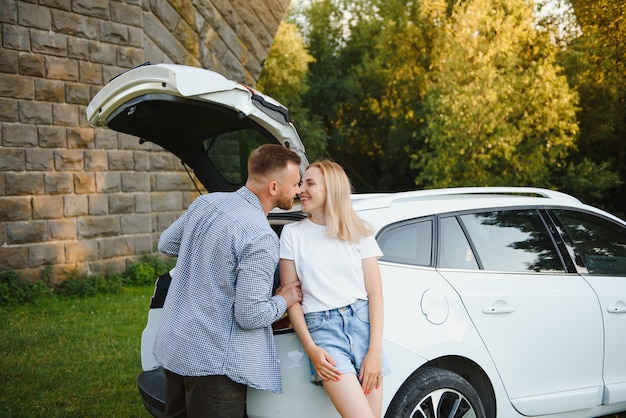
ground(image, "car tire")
xmin=385 ymin=367 xmax=487 ymax=418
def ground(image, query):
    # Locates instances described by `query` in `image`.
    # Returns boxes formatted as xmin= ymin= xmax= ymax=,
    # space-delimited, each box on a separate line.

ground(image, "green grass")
xmin=0 ymin=286 xmax=154 ymax=417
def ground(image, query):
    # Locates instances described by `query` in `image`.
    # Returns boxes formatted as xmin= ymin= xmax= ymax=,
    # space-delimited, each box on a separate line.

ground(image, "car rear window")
xmin=378 ymin=219 xmax=433 ymax=266
xmin=203 ymin=129 xmax=273 ymax=185
xmin=439 ymin=216 xmax=479 ymax=270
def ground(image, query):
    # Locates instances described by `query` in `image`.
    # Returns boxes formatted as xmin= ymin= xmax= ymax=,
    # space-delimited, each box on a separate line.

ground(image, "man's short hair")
xmin=248 ymin=144 xmax=301 ymax=179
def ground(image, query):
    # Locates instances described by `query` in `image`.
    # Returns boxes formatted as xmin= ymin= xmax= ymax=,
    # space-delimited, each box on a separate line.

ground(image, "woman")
xmin=279 ymin=160 xmax=389 ymax=418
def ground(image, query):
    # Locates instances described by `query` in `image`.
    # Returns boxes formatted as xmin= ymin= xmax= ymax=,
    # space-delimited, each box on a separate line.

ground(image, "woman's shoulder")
xmin=284 ymin=218 xmax=311 ymax=229
xmin=280 ymin=218 xmax=303 ymax=237
xmin=283 ymin=218 xmax=324 ymax=239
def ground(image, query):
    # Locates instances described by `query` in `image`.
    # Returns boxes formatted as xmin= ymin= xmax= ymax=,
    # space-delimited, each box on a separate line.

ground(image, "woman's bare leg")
xmin=366 ymin=381 xmax=383 ymax=418
xmin=323 ymin=373 xmax=374 ymax=418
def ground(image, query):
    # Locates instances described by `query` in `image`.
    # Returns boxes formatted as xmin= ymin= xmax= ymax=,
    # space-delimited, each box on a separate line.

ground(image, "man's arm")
xmin=234 ymin=233 xmax=300 ymax=329
xmin=157 ymin=211 xmax=187 ymax=256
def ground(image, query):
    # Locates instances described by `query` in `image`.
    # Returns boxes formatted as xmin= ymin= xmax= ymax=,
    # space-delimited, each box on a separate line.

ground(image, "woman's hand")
xmin=308 ymin=345 xmax=342 ymax=382
xmin=359 ymin=349 xmax=382 ymax=394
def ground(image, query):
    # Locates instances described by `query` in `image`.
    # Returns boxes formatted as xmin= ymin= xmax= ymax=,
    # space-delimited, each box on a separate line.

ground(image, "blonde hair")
xmin=308 ymin=160 xmax=374 ymax=243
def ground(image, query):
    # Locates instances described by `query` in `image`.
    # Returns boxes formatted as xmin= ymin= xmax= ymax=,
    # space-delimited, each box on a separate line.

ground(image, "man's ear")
xmin=268 ymin=180 xmax=278 ymax=196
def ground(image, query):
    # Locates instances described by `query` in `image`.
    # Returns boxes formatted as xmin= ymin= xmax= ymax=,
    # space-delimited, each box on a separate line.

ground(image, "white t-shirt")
xmin=280 ymin=218 xmax=383 ymax=313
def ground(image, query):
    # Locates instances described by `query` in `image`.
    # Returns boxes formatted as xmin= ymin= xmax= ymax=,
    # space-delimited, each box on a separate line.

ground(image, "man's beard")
xmin=276 ymin=194 xmax=295 ymax=210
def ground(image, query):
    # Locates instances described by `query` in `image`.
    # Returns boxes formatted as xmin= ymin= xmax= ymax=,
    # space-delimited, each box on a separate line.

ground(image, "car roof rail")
xmin=353 ymin=187 xmax=581 ymax=210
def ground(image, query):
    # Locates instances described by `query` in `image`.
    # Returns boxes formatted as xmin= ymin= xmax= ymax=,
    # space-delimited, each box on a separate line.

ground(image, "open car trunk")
xmin=87 ymin=62 xmax=308 ymax=192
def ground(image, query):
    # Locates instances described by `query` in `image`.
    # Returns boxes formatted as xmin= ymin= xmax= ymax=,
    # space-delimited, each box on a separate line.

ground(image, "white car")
xmin=88 ymin=63 xmax=626 ymax=418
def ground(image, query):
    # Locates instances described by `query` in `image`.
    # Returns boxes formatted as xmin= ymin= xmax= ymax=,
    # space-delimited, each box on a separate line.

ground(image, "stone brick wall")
xmin=0 ymin=0 xmax=290 ymax=281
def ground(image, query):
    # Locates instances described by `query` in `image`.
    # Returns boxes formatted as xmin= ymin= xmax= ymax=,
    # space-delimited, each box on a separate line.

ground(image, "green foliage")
xmin=257 ymin=21 xmax=314 ymax=101
xmin=556 ymin=0 xmax=626 ymax=213
xmin=0 ymin=255 xmax=175 ymax=306
xmin=301 ymin=0 xmax=405 ymax=191
xmin=359 ymin=0 xmax=445 ymax=191
xmin=299 ymin=0 xmax=581 ymax=191
xmin=55 ymin=272 xmax=124 ymax=298
xmin=291 ymin=0 xmax=624 ymax=211
xmin=0 ymin=270 xmax=52 ymax=306
xmin=553 ymin=159 xmax=623 ymax=216
xmin=124 ymin=261 xmax=156 ymax=286
xmin=144 ymin=253 xmax=176 ymax=276
xmin=414 ymin=0 xmax=579 ymax=189
xmin=123 ymin=254 xmax=175 ymax=286
xmin=257 ymin=20 xmax=328 ymax=160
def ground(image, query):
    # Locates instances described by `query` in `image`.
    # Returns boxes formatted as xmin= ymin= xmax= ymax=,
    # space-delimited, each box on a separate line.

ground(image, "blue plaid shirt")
xmin=154 ymin=187 xmax=287 ymax=393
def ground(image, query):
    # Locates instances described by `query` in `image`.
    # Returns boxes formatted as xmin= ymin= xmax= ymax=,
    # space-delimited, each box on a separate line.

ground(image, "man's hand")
xmin=275 ymin=281 xmax=302 ymax=308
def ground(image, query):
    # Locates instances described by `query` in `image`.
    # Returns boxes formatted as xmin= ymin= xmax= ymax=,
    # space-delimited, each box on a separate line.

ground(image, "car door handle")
xmin=482 ymin=306 xmax=516 ymax=314
xmin=607 ymin=305 xmax=626 ymax=314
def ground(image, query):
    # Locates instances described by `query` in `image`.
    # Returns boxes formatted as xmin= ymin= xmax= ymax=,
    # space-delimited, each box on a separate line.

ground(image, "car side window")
xmin=439 ymin=216 xmax=479 ymax=270
xmin=459 ymin=209 xmax=564 ymax=272
xmin=378 ymin=219 xmax=433 ymax=266
xmin=552 ymin=209 xmax=626 ymax=275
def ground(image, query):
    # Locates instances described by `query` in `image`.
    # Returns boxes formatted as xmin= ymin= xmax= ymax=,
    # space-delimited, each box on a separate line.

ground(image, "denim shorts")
xmin=304 ymin=299 xmax=391 ymax=384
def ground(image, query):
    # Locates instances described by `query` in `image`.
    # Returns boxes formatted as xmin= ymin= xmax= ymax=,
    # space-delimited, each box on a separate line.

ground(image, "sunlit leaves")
xmin=412 ymin=0 xmax=579 ymax=188
xmin=257 ymin=21 xmax=327 ymax=159
xmin=288 ymin=0 xmax=622 ymax=210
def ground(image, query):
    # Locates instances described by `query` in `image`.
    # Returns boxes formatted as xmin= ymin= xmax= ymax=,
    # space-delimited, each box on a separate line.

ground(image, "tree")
xmin=301 ymin=0 xmax=437 ymax=191
xmin=257 ymin=20 xmax=327 ymax=160
xmin=413 ymin=0 xmax=580 ymax=189
xmin=292 ymin=0 xmax=622 ymax=212
xmin=554 ymin=0 xmax=625 ymax=213
xmin=365 ymin=0 xmax=449 ymax=190
xmin=299 ymin=0 xmax=387 ymax=190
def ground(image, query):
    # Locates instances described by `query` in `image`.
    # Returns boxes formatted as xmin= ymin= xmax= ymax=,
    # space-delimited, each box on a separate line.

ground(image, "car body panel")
xmin=441 ymin=269 xmax=604 ymax=415
xmin=247 ymin=335 xmax=429 ymax=418
xmin=584 ymin=275 xmax=626 ymax=404
xmin=141 ymin=308 xmax=162 ymax=371
xmin=374 ymin=264 xmax=507 ymax=410
xmin=246 ymin=333 xmax=341 ymax=418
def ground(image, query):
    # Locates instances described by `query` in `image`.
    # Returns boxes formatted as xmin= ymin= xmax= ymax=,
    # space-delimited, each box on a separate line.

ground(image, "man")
xmin=154 ymin=144 xmax=303 ymax=417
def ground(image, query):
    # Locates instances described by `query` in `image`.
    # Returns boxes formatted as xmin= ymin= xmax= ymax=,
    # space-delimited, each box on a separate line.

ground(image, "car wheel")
xmin=385 ymin=367 xmax=487 ymax=418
